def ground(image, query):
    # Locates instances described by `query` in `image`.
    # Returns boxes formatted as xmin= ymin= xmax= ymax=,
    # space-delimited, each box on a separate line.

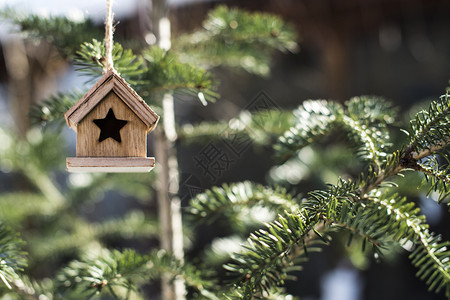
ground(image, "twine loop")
xmin=104 ymin=0 xmax=115 ymax=72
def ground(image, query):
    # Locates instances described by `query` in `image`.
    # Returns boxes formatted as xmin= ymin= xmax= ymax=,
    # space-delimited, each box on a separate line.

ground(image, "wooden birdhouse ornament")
xmin=65 ymin=70 xmax=159 ymax=172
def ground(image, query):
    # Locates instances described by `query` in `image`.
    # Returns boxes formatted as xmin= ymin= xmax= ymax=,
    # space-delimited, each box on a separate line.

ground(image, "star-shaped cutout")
xmin=93 ymin=108 xmax=128 ymax=143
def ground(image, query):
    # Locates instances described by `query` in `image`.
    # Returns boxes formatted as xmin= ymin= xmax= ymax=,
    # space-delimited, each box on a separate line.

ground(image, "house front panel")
xmin=76 ymin=91 xmax=147 ymax=157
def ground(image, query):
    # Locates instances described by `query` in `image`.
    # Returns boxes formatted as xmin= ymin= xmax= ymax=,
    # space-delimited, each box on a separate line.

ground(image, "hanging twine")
xmin=104 ymin=0 xmax=115 ymax=72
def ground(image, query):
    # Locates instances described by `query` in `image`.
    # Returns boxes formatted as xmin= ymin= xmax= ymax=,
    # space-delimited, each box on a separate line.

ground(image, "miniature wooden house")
xmin=65 ymin=70 xmax=159 ymax=172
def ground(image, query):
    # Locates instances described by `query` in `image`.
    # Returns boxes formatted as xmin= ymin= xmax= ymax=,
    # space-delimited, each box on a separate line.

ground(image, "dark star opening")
xmin=93 ymin=108 xmax=128 ymax=143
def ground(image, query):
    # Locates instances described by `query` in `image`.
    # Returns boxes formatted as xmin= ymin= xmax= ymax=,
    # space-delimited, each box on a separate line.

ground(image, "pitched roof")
xmin=65 ymin=70 xmax=159 ymax=134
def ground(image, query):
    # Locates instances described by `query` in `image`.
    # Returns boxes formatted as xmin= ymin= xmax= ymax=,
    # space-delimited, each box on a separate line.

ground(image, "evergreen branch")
xmin=141 ymin=46 xmax=219 ymax=104
xmin=367 ymin=195 xmax=450 ymax=296
xmin=328 ymin=193 xmax=426 ymax=259
xmin=308 ymin=176 xmax=448 ymax=298
xmin=56 ymin=249 xmax=214 ymax=298
xmin=341 ymin=96 xmax=395 ymax=168
xmin=4 ymin=10 xmax=101 ymax=58
xmin=222 ymin=168 xmax=449 ymax=298
xmin=144 ymin=251 xmax=215 ymax=295
xmin=276 ymin=97 xmax=395 ymax=167
xmin=224 ymin=180 xmax=357 ymax=298
xmin=330 ymin=202 xmax=386 ymax=253
xmin=361 ymin=93 xmax=449 ymax=196
xmin=224 ymin=213 xmax=325 ymax=299
xmin=94 ymin=211 xmax=159 ymax=240
xmin=189 ymin=181 xmax=300 ymax=226
xmin=18 ymin=154 xmax=66 ymax=209
xmin=412 ymin=138 xmax=450 ymax=161
xmin=0 ymin=127 xmax=66 ymax=173
xmin=323 ymin=184 xmax=450 ymax=296
xmin=356 ymin=149 xmax=450 ymax=293
xmin=409 ymin=92 xmax=450 ymax=154
xmin=341 ymin=115 xmax=385 ymax=169
xmin=3 ymin=275 xmax=55 ymax=299
xmin=276 ymin=100 xmax=342 ymax=160
xmin=0 ymin=194 xmax=49 ymax=227
xmin=360 ymin=150 xmax=404 ymax=196
xmin=410 ymin=236 xmax=450 ymax=296
xmin=75 ymin=39 xmax=146 ymax=86
xmin=27 ymin=215 xmax=97 ymax=261
xmin=303 ymin=179 xmax=360 ymax=220
xmin=76 ymin=41 xmax=220 ymax=104
xmin=28 ymin=211 xmax=158 ymax=262
xmin=0 ymin=223 xmax=27 ymax=290
xmin=56 ymin=249 xmax=149 ymax=297
xmin=29 ymin=90 xmax=84 ymax=129
xmin=16 ymin=172 xmax=157 ymax=262
xmin=417 ymin=154 xmax=450 ymax=203
xmin=330 ymin=155 xmax=448 ymax=294
xmin=67 ymin=172 xmax=155 ymax=209
xmin=223 ymin=287 xmax=298 ymax=300
xmin=179 ymin=109 xmax=294 ymax=146
xmin=175 ymin=5 xmax=298 ymax=76
xmin=179 ymin=120 xmax=230 ymax=144
xmin=201 ymin=6 xmax=297 ymax=53
xmin=346 ymin=95 xmax=397 ymax=124
xmin=0 ymin=128 xmax=65 ymax=208
xmin=221 ymin=94 xmax=450 ymax=299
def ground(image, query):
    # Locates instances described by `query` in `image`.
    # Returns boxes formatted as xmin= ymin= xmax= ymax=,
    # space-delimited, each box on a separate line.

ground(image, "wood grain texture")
xmin=76 ymin=92 xmax=147 ymax=157
xmin=65 ymin=70 xmax=159 ymax=132
xmin=67 ymin=157 xmax=155 ymax=173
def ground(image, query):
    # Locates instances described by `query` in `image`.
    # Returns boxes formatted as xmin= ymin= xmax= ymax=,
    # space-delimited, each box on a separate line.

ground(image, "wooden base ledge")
xmin=67 ymin=157 xmax=155 ymax=173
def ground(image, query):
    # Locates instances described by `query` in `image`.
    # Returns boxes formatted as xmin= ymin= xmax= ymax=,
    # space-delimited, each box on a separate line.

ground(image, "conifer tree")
xmin=0 ymin=3 xmax=448 ymax=300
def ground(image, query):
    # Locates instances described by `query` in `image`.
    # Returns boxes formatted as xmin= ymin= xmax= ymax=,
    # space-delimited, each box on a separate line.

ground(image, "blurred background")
xmin=0 ymin=0 xmax=448 ymax=299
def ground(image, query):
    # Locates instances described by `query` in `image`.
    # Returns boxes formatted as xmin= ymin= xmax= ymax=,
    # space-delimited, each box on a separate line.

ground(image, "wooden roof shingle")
xmin=65 ymin=70 xmax=159 ymax=134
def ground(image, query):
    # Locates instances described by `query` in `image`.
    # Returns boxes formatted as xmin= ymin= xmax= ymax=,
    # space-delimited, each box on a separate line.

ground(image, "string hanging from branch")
xmin=104 ymin=0 xmax=115 ymax=72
